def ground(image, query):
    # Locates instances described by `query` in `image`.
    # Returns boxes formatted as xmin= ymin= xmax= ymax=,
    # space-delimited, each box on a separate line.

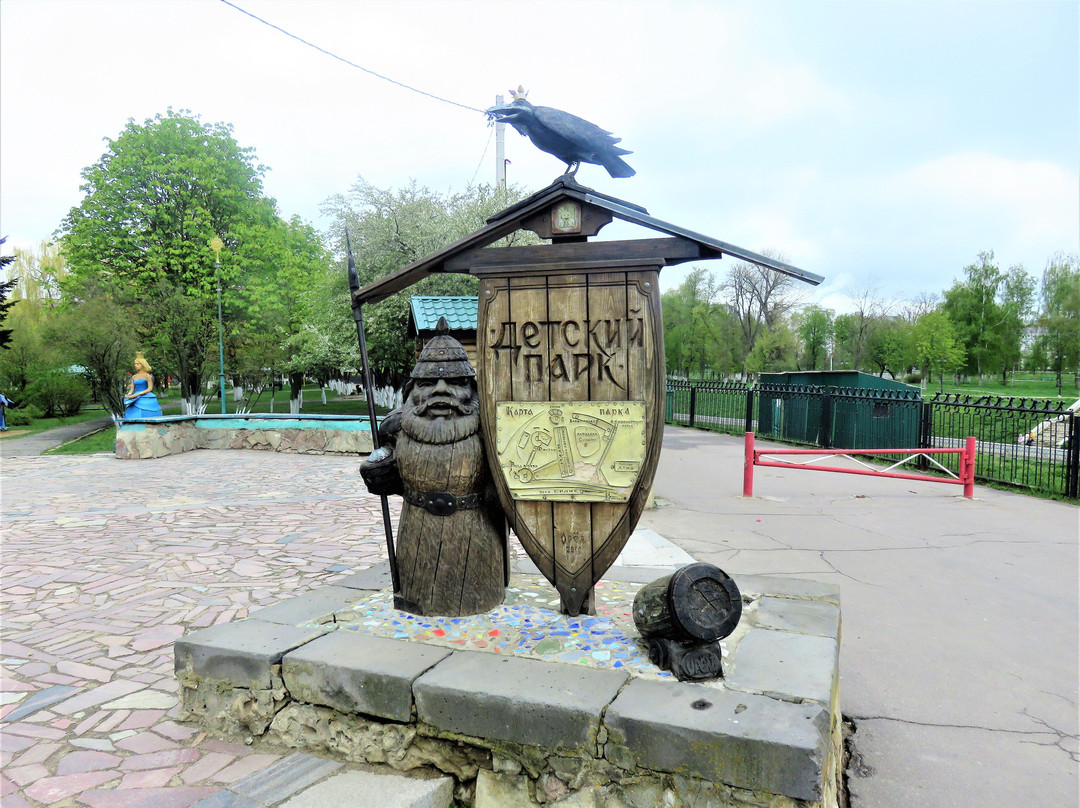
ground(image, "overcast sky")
xmin=1 ymin=0 xmax=1076 ymax=312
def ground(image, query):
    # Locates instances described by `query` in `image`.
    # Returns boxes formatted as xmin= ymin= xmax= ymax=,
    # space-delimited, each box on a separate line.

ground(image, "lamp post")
xmin=209 ymin=236 xmax=226 ymax=414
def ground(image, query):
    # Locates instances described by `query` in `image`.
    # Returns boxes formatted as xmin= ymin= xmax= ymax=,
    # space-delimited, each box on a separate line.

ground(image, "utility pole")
xmin=494 ymin=94 xmax=506 ymax=188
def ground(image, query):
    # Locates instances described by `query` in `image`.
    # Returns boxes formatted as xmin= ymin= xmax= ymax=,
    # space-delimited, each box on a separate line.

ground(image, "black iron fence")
xmin=666 ymin=379 xmax=1079 ymax=500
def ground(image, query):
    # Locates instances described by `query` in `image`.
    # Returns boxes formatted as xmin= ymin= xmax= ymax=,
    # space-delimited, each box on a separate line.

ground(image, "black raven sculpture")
xmin=486 ymin=87 xmax=635 ymax=179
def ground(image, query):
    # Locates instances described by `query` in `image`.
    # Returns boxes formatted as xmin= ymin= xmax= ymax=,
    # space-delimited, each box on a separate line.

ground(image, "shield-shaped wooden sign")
xmin=477 ymin=260 xmax=665 ymax=616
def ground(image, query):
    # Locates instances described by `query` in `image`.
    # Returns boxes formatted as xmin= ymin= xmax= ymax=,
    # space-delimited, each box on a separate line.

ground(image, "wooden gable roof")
xmin=353 ymin=176 xmax=823 ymax=306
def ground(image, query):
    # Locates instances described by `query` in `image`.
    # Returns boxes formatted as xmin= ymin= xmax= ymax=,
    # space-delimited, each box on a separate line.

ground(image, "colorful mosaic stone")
xmin=325 ymin=574 xmax=675 ymax=678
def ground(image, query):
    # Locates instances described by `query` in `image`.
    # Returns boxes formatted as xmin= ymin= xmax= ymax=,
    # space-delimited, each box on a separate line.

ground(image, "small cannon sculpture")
xmin=633 ymin=563 xmax=742 ymax=681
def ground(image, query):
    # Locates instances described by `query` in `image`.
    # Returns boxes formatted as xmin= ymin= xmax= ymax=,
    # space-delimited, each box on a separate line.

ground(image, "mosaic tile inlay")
xmin=326 ymin=574 xmax=675 ymax=678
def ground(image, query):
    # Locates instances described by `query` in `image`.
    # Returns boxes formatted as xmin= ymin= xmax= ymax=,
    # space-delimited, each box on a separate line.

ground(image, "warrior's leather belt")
xmin=403 ymin=488 xmax=482 ymax=516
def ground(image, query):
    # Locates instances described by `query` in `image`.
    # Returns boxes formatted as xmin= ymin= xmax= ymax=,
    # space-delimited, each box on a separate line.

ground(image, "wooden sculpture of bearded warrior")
xmin=360 ymin=318 xmax=507 ymax=616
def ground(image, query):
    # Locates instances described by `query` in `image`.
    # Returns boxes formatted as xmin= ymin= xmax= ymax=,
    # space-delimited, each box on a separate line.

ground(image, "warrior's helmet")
xmin=411 ymin=317 xmax=475 ymax=380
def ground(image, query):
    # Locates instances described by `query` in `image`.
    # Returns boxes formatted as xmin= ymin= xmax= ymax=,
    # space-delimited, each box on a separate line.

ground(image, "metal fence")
xmin=666 ymin=379 xmax=1079 ymax=500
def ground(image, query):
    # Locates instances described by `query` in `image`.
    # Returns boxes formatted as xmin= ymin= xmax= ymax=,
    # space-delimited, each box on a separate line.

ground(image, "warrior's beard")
xmin=400 ymin=390 xmax=481 ymax=445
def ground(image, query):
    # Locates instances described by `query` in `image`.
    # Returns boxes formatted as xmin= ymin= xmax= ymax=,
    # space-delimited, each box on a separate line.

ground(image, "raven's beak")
xmin=485 ymin=103 xmax=519 ymax=122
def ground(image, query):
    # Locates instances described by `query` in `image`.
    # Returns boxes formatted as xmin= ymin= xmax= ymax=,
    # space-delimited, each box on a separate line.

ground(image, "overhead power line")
xmin=219 ymin=0 xmax=486 ymax=115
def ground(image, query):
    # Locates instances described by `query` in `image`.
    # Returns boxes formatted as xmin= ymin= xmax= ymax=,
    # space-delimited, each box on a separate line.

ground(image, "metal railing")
xmin=666 ymin=379 xmax=1079 ymax=500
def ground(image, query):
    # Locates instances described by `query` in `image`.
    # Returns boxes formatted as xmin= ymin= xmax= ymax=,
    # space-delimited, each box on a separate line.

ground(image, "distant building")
xmin=407 ymin=296 xmax=479 ymax=368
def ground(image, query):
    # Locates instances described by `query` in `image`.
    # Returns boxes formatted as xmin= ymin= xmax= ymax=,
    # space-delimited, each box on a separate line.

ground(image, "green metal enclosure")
xmin=758 ymin=371 xmax=922 ymax=449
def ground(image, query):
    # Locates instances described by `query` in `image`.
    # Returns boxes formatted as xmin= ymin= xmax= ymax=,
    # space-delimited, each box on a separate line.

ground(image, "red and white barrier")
xmin=743 ymin=432 xmax=976 ymax=499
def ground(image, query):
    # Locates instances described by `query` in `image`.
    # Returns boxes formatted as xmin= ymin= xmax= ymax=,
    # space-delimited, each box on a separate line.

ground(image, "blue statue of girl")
xmin=124 ymin=353 xmax=163 ymax=418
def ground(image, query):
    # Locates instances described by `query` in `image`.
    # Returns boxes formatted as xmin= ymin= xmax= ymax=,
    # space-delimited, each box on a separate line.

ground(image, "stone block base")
xmin=175 ymin=563 xmax=842 ymax=808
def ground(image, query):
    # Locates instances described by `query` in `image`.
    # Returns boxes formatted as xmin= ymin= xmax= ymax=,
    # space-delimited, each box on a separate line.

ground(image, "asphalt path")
xmin=641 ymin=426 xmax=1079 ymax=808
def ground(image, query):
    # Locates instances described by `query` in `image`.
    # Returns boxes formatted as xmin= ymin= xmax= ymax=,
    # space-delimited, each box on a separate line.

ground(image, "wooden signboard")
xmin=476 ymin=246 xmax=665 ymax=616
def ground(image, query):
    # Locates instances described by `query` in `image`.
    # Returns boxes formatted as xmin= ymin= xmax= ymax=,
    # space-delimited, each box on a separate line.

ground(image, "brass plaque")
xmin=495 ymin=400 xmax=646 ymax=502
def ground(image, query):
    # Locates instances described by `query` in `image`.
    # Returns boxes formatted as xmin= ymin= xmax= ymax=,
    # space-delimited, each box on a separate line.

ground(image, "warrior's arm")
xmin=359 ymin=407 xmax=404 ymax=496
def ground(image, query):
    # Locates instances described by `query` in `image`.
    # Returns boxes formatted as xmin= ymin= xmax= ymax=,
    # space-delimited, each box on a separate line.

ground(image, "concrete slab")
xmin=755 ymin=596 xmax=841 ymax=637
xmin=174 ymin=620 xmax=330 ymax=689
xmin=642 ymin=426 xmax=1079 ymax=808
xmin=228 ymin=751 xmax=343 ymax=803
xmin=604 ymin=677 xmax=830 ymax=801
xmin=413 ymin=651 xmax=627 ymax=752
xmin=248 ymin=586 xmax=366 ymax=626
xmin=283 ymin=631 xmax=452 ymax=722
xmin=279 ymin=769 xmax=453 ymax=808
xmin=611 ymin=527 xmax=697 ymax=567
xmin=333 ymin=561 xmax=394 ymax=592
xmin=724 ymin=629 xmax=839 ymax=705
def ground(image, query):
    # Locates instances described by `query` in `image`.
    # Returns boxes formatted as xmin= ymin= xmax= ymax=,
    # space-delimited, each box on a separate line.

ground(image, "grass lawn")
xmin=0 ymin=408 xmax=112 ymax=441
xmin=44 ymin=427 xmax=117 ymax=455
xmin=929 ymin=375 xmax=1078 ymax=400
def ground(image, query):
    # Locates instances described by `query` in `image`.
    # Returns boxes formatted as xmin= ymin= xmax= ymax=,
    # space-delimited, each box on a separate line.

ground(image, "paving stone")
xmin=102 ymin=689 xmax=178 ymax=710
xmin=118 ymin=765 xmax=183 ymax=789
xmin=248 ymin=586 xmax=365 ymax=626
xmin=180 ymin=751 xmax=235 ymax=784
xmin=24 ymin=770 xmax=121 ymax=803
xmin=56 ymin=749 xmax=123 ymax=775
xmin=50 ymin=679 xmax=147 ymax=715
xmin=332 ymin=562 xmax=393 ymax=592
xmin=115 ymin=730 xmax=181 ymax=753
xmin=230 ymin=751 xmax=344 ymax=803
xmin=755 ymin=596 xmax=841 ymax=638
xmin=120 ymin=748 xmax=202 ymax=771
xmin=724 ymin=628 xmax=839 ymax=705
xmin=212 ymin=753 xmax=281 ymax=783
xmin=189 ymin=790 xmax=265 ymax=808
xmin=732 ymin=574 xmax=842 ymax=604
xmin=175 ymin=620 xmax=330 ymax=689
xmin=2 ymin=685 xmax=80 ymax=721
xmin=279 ymin=769 xmax=454 ymax=808
xmin=603 ymin=677 xmax=830 ymax=801
xmin=79 ymin=786 xmax=220 ymax=808
xmin=414 ymin=651 xmax=627 ymax=751
xmin=284 ymin=632 xmax=452 ymax=722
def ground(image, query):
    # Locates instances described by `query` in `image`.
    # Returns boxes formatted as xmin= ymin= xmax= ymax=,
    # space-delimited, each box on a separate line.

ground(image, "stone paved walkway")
xmin=1 ymin=451 xmax=396 ymax=808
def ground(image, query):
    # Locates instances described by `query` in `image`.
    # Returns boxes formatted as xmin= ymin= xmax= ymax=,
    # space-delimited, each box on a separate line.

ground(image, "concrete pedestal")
xmin=175 ymin=561 xmax=842 ymax=808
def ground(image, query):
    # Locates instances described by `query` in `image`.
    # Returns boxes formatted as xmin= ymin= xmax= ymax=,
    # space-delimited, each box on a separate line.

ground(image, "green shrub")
xmin=27 ymin=372 xmax=91 ymax=417
xmin=7 ymin=403 xmax=44 ymax=426
xmin=903 ymin=373 xmax=923 ymax=385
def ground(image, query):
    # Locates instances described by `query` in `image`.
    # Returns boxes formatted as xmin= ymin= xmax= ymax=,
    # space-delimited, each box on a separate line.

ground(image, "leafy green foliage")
xmin=319 ymin=179 xmax=536 ymax=387
xmin=26 ymin=369 xmax=90 ymax=417
xmin=942 ymin=251 xmax=1035 ymax=381
xmin=914 ymin=311 xmax=966 ymax=392
xmin=57 ymin=110 xmax=326 ymax=405
xmin=795 ymin=305 xmax=833 ymax=370
xmin=744 ymin=321 xmax=799 ymax=374
xmin=0 ymin=237 xmax=17 ymax=350
xmin=1032 ymin=253 xmax=1080 ymax=394
xmin=662 ymin=268 xmax=734 ymax=378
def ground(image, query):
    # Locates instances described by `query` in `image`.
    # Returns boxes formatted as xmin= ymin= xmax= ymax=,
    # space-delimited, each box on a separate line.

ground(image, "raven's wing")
xmin=533 ymin=106 xmax=632 ymax=155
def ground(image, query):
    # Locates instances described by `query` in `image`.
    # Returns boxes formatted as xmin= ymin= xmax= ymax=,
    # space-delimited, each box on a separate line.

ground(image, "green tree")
xmin=320 ymin=178 xmax=535 ymax=387
xmin=865 ymin=317 xmax=915 ymax=379
xmin=58 ymin=110 xmax=284 ymax=409
xmin=723 ymin=254 xmax=804 ymax=368
xmin=45 ymin=289 xmax=137 ymax=415
xmin=795 ymin=305 xmax=833 ymax=370
xmin=662 ymin=267 xmax=733 ymax=378
xmin=942 ymin=251 xmax=1034 ymax=383
xmin=832 ymin=283 xmax=887 ymax=370
xmin=0 ymin=237 xmax=17 ymax=350
xmin=914 ymin=311 xmax=966 ymax=392
xmin=744 ymin=320 xmax=798 ymax=375
xmin=1034 ymin=254 xmax=1080 ymax=394
xmin=11 ymin=241 xmax=67 ymax=303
